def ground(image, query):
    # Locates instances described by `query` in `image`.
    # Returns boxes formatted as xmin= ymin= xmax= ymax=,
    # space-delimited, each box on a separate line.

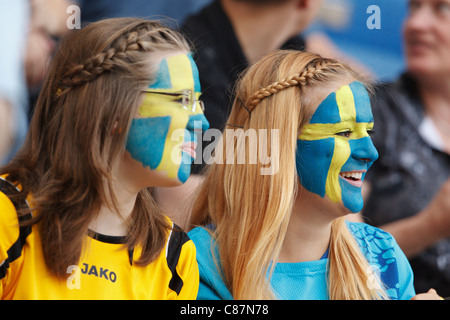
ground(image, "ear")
xmin=111 ymin=121 xmax=123 ymax=134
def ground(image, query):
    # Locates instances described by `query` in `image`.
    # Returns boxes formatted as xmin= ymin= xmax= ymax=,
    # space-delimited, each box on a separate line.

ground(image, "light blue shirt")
xmin=188 ymin=221 xmax=416 ymax=300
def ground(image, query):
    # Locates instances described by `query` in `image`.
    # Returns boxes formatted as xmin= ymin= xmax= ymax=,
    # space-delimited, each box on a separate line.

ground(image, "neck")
xmin=418 ymin=74 xmax=450 ymax=104
xmin=89 ymin=190 xmax=137 ymax=237
xmin=221 ymin=0 xmax=302 ymax=64
xmin=278 ymin=188 xmax=334 ymax=263
xmin=88 ymin=160 xmax=140 ymax=237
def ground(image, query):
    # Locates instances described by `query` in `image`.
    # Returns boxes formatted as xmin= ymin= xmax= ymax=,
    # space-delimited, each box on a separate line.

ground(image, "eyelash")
xmin=335 ymin=131 xmax=352 ymax=138
xmin=437 ymin=2 xmax=450 ymax=13
xmin=335 ymin=129 xmax=375 ymax=138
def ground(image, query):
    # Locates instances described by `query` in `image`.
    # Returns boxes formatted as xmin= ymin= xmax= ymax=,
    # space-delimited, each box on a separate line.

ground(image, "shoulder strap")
xmin=166 ymin=223 xmax=190 ymax=295
xmin=0 ymin=178 xmax=32 ymax=279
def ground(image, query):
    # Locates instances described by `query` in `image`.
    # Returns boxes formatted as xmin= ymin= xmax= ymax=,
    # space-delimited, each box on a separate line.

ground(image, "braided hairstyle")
xmin=192 ymin=50 xmax=384 ymax=300
xmin=246 ymin=57 xmax=349 ymax=112
xmin=56 ymin=19 xmax=190 ymax=96
xmin=2 ymin=18 xmax=192 ymax=278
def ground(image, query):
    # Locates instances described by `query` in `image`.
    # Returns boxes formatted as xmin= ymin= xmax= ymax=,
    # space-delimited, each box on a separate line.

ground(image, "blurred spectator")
xmin=26 ymin=0 xmax=72 ymax=89
xmin=153 ymin=0 xmax=323 ymax=228
xmin=363 ymin=0 xmax=450 ymax=296
xmin=179 ymin=0 xmax=367 ymax=174
xmin=0 ymin=1 xmax=29 ymax=164
xmin=77 ymin=0 xmax=211 ymax=25
xmin=180 ymin=0 xmax=318 ymax=148
xmin=26 ymin=0 xmax=75 ymax=120
xmin=1 ymin=0 xmax=74 ymax=165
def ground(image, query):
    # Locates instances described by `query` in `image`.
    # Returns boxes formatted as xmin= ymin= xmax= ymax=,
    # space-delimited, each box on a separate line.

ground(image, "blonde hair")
xmin=190 ymin=50 xmax=387 ymax=300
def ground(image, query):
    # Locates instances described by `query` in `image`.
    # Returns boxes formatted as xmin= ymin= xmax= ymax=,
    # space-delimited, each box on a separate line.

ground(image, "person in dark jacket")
xmin=155 ymin=0 xmax=323 ymax=227
xmin=363 ymin=0 xmax=450 ymax=296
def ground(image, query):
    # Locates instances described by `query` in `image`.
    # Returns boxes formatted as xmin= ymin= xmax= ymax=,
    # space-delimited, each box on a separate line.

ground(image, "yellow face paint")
xmin=296 ymin=81 xmax=378 ymax=213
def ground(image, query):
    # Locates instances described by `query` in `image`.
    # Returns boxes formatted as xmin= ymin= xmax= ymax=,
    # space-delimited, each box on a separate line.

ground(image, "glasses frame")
xmin=142 ymin=89 xmax=205 ymax=113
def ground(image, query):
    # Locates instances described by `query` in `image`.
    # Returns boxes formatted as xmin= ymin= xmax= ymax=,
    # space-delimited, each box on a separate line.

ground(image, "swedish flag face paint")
xmin=296 ymin=81 xmax=379 ymax=213
xmin=125 ymin=53 xmax=209 ymax=184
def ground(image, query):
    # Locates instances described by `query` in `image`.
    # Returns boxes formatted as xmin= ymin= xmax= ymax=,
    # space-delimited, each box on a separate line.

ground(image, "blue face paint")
xmin=296 ymin=81 xmax=378 ymax=213
xmin=125 ymin=53 xmax=209 ymax=184
xmin=126 ymin=116 xmax=171 ymax=170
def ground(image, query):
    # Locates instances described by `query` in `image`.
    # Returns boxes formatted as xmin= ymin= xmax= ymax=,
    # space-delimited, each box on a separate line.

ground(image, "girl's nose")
xmin=186 ymin=113 xmax=210 ymax=132
xmin=350 ymin=136 xmax=379 ymax=163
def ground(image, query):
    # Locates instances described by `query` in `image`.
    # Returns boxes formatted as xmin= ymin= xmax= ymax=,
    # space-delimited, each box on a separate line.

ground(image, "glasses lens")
xmin=143 ymin=90 xmax=202 ymax=113
xmin=181 ymin=92 xmax=190 ymax=110
xmin=195 ymin=100 xmax=205 ymax=113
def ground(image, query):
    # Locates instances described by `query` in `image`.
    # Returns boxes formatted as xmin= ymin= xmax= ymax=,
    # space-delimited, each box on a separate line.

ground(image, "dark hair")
xmin=1 ymin=18 xmax=190 ymax=277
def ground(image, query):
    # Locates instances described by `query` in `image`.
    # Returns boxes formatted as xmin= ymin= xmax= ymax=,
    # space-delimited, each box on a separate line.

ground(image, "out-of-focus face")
xmin=296 ymin=81 xmax=379 ymax=213
xmin=403 ymin=0 xmax=450 ymax=78
xmin=125 ymin=52 xmax=209 ymax=186
xmin=293 ymin=0 xmax=325 ymax=35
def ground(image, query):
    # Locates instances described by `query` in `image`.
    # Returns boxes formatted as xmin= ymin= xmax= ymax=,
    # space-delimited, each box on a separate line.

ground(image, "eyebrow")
xmin=142 ymin=90 xmax=192 ymax=95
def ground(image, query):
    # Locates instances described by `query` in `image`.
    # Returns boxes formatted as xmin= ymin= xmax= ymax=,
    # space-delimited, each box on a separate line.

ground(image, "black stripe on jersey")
xmin=166 ymin=224 xmax=190 ymax=295
xmin=0 ymin=178 xmax=32 ymax=279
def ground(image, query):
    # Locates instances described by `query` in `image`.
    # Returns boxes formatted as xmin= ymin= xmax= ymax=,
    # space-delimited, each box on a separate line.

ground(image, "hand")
xmin=421 ymin=179 xmax=450 ymax=239
xmin=0 ymin=98 xmax=14 ymax=163
xmin=411 ymin=288 xmax=443 ymax=300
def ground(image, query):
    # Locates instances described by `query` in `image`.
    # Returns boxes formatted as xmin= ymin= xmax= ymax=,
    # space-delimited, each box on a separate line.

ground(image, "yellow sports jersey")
xmin=0 ymin=177 xmax=199 ymax=299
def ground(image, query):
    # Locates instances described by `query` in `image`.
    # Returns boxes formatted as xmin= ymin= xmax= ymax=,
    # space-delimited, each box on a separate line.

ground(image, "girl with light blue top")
xmin=187 ymin=50 xmax=436 ymax=300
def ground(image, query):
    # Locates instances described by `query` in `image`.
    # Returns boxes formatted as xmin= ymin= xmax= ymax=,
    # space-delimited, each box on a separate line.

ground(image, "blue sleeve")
xmin=346 ymin=221 xmax=416 ymax=300
xmin=187 ymin=227 xmax=233 ymax=300
xmin=391 ymin=238 xmax=416 ymax=300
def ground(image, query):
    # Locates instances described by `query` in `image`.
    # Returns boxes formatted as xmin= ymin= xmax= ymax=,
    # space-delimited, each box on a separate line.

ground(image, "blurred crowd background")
xmin=0 ymin=0 xmax=409 ymax=164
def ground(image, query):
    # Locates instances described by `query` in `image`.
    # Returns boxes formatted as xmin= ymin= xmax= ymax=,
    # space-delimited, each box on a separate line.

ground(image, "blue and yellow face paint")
xmin=125 ymin=53 xmax=209 ymax=184
xmin=296 ymin=81 xmax=378 ymax=213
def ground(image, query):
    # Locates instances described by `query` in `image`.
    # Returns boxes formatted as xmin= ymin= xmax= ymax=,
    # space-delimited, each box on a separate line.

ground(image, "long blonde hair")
xmin=190 ymin=50 xmax=387 ymax=300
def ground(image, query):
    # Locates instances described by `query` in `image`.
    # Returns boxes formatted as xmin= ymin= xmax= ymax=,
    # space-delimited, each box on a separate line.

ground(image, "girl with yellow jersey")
xmin=0 ymin=17 xmax=209 ymax=299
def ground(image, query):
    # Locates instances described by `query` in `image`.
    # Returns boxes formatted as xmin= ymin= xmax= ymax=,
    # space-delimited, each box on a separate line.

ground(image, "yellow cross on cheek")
xmin=295 ymin=82 xmax=376 ymax=206
xmin=297 ymin=122 xmax=374 ymax=203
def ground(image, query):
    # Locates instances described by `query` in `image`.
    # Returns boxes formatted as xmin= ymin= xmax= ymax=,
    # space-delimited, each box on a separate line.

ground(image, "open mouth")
xmin=406 ymin=38 xmax=434 ymax=55
xmin=339 ymin=171 xmax=364 ymax=188
xmin=181 ymin=142 xmax=197 ymax=159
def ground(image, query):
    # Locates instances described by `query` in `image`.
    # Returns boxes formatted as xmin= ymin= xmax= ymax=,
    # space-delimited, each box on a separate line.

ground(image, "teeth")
xmin=340 ymin=172 xmax=362 ymax=180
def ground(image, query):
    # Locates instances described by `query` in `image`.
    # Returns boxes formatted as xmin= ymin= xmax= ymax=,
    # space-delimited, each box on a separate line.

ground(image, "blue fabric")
xmin=188 ymin=221 xmax=416 ymax=300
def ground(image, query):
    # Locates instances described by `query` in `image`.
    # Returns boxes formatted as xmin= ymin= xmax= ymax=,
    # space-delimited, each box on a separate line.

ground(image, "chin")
xmin=342 ymin=195 xmax=364 ymax=214
xmin=334 ymin=201 xmax=357 ymax=216
xmin=138 ymin=167 xmax=184 ymax=188
xmin=176 ymin=162 xmax=192 ymax=185
xmin=407 ymin=58 xmax=440 ymax=78
xmin=324 ymin=193 xmax=363 ymax=217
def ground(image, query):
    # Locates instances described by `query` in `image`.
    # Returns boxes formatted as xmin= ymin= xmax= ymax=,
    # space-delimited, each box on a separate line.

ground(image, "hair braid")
xmin=247 ymin=58 xmax=343 ymax=111
xmin=57 ymin=22 xmax=185 ymax=95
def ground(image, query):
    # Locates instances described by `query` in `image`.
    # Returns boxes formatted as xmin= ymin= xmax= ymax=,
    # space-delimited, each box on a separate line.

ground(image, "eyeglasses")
xmin=142 ymin=89 xmax=205 ymax=113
